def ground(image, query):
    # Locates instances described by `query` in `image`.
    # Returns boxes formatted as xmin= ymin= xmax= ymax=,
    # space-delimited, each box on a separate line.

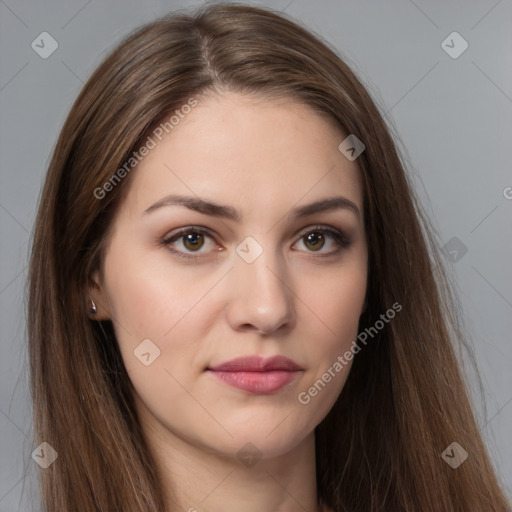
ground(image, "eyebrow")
xmin=144 ymin=194 xmax=360 ymax=220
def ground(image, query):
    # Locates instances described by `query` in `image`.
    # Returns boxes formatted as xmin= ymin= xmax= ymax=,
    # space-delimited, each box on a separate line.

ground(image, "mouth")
xmin=207 ymin=355 xmax=303 ymax=394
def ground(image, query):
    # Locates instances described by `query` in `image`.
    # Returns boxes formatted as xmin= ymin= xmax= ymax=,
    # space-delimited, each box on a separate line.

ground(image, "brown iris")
xmin=183 ymin=232 xmax=205 ymax=251
xmin=304 ymin=231 xmax=325 ymax=251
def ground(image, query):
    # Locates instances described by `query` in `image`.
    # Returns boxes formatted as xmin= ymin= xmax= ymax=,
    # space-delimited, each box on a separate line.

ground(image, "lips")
xmin=207 ymin=355 xmax=302 ymax=394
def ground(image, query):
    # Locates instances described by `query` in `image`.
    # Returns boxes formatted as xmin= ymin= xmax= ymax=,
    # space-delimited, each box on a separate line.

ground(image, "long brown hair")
xmin=28 ymin=3 xmax=510 ymax=511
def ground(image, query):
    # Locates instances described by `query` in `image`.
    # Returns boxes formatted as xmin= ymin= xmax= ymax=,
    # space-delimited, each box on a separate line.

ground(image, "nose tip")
xmin=226 ymin=245 xmax=296 ymax=335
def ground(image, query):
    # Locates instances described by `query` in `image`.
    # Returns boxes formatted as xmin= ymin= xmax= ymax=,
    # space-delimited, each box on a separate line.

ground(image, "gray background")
xmin=1 ymin=0 xmax=511 ymax=509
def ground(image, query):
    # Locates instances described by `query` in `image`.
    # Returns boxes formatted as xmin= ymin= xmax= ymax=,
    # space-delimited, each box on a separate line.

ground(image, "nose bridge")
xmin=227 ymin=234 xmax=295 ymax=332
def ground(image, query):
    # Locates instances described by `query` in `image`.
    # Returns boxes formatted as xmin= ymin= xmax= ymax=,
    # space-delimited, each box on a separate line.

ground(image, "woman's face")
xmin=92 ymin=92 xmax=367 ymax=460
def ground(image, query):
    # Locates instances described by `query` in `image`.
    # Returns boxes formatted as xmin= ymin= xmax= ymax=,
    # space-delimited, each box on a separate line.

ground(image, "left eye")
xmin=162 ymin=225 xmax=350 ymax=260
xmin=294 ymin=227 xmax=350 ymax=254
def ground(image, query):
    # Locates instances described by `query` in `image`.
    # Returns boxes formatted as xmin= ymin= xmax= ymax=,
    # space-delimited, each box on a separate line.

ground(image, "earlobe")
xmin=87 ymin=270 xmax=111 ymax=320
xmin=89 ymin=298 xmax=98 ymax=315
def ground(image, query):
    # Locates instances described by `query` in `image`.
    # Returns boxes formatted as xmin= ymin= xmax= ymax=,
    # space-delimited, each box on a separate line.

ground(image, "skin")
xmin=90 ymin=92 xmax=367 ymax=512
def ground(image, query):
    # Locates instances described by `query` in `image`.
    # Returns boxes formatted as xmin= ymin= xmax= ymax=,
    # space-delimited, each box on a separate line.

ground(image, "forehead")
xmin=120 ymin=92 xmax=363 ymax=218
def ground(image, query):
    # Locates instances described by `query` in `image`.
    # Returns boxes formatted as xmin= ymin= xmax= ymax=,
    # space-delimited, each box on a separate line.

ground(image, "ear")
xmin=87 ymin=269 xmax=112 ymax=321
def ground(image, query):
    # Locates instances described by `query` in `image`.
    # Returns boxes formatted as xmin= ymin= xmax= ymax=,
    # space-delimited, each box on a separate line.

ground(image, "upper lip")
xmin=208 ymin=355 xmax=302 ymax=372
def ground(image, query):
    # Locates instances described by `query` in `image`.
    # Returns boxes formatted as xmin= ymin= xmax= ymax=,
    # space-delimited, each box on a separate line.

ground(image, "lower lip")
xmin=208 ymin=370 xmax=300 ymax=394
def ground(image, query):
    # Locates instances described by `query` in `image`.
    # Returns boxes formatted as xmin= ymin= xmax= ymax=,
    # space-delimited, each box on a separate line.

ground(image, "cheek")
xmin=101 ymin=243 xmax=210 ymax=391
xmin=102 ymin=247 xmax=215 ymax=436
xmin=102 ymin=242 xmax=212 ymax=341
xmin=305 ymin=259 xmax=367 ymax=345
xmin=294 ymin=260 xmax=366 ymax=406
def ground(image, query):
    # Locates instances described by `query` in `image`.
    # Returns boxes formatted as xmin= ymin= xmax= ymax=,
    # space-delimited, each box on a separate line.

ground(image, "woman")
xmin=28 ymin=3 xmax=510 ymax=511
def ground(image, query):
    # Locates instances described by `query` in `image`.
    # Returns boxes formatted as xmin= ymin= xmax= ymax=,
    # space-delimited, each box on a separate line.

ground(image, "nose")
xmin=225 ymin=246 xmax=296 ymax=335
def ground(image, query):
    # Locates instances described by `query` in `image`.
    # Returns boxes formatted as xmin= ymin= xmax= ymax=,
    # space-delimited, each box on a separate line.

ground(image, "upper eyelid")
xmin=164 ymin=223 xmax=345 ymax=237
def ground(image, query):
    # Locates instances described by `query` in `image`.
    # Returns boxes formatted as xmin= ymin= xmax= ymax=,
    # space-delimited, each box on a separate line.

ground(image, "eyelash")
xmin=161 ymin=225 xmax=352 ymax=261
